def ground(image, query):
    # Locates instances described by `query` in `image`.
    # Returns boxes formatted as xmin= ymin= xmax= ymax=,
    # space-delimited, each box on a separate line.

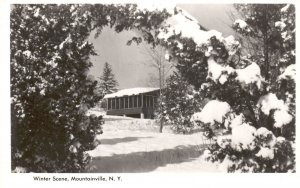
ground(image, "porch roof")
xmin=103 ymin=87 xmax=159 ymax=99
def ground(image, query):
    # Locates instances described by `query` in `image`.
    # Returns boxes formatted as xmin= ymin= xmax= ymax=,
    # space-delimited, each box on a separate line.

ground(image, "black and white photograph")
xmin=0 ymin=0 xmax=299 ymax=186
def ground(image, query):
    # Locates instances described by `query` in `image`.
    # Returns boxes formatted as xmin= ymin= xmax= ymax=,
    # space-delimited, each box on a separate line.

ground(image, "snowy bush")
xmin=198 ymin=4 xmax=295 ymax=172
xmin=157 ymin=72 xmax=202 ymax=134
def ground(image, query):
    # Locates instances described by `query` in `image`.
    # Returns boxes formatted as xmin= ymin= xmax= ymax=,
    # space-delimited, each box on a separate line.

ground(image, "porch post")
xmin=106 ymin=99 xmax=108 ymax=110
xmin=152 ymin=96 xmax=155 ymax=107
xmin=123 ymin=97 xmax=126 ymax=109
xmin=128 ymin=96 xmax=130 ymax=108
xmin=110 ymin=98 xmax=113 ymax=110
xmin=141 ymin=94 xmax=143 ymax=107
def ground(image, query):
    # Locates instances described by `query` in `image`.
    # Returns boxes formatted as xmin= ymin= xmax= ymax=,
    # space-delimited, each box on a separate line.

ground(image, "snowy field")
xmin=86 ymin=112 xmax=220 ymax=173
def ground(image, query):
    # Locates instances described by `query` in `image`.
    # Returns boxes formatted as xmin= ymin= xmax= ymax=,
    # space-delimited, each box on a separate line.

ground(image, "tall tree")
xmin=191 ymin=4 xmax=295 ymax=172
xmin=140 ymin=44 xmax=173 ymax=88
xmin=98 ymin=62 xmax=118 ymax=96
xmin=11 ymin=4 xmax=104 ymax=172
xmin=140 ymin=44 xmax=173 ymax=133
xmin=231 ymin=4 xmax=293 ymax=83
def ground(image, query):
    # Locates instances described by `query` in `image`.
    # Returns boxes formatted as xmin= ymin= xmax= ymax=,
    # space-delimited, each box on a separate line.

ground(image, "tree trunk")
xmin=159 ymin=118 xmax=163 ymax=133
xmin=159 ymin=66 xmax=163 ymax=133
xmin=263 ymin=6 xmax=270 ymax=81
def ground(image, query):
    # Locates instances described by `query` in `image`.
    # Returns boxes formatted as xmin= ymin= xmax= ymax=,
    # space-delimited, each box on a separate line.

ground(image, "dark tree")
xmin=11 ymin=4 xmax=104 ymax=172
xmin=97 ymin=62 xmax=118 ymax=96
xmin=158 ymin=71 xmax=203 ymax=134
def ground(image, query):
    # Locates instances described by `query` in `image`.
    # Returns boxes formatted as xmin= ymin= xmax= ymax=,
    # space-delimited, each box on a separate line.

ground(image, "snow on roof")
xmin=103 ymin=87 xmax=160 ymax=99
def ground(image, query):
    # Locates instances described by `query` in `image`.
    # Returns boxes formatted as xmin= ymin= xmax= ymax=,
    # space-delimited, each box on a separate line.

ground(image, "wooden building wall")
xmin=106 ymin=90 xmax=159 ymax=119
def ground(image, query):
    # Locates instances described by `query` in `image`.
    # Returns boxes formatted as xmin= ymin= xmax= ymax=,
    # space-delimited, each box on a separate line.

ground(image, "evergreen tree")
xmin=232 ymin=4 xmax=294 ymax=83
xmin=157 ymin=72 xmax=202 ymax=134
xmin=192 ymin=4 xmax=295 ymax=172
xmin=98 ymin=62 xmax=118 ymax=96
xmin=11 ymin=4 xmax=104 ymax=172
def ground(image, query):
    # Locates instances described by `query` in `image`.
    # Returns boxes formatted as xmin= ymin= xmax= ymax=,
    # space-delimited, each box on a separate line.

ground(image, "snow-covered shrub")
xmin=11 ymin=5 xmax=104 ymax=172
xmin=198 ymin=4 xmax=295 ymax=172
xmin=157 ymin=72 xmax=203 ymax=134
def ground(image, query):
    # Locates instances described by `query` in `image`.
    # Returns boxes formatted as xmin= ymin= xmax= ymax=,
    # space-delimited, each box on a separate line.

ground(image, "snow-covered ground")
xmin=86 ymin=114 xmax=220 ymax=173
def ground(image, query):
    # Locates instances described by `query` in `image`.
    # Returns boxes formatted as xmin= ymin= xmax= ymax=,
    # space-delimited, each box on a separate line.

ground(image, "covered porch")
xmin=104 ymin=88 xmax=160 ymax=119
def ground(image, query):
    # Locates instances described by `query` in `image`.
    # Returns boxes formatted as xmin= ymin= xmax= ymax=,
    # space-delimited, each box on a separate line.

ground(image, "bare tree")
xmin=140 ymin=43 xmax=174 ymax=133
xmin=225 ymin=6 xmax=262 ymax=56
xmin=140 ymin=44 xmax=173 ymax=88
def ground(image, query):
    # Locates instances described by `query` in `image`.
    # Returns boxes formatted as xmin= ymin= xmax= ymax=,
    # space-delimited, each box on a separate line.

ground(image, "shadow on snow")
xmin=100 ymin=136 xmax=153 ymax=145
xmin=87 ymin=144 xmax=207 ymax=173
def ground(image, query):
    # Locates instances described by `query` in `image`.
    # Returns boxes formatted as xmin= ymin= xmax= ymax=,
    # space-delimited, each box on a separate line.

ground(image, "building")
xmin=103 ymin=88 xmax=160 ymax=119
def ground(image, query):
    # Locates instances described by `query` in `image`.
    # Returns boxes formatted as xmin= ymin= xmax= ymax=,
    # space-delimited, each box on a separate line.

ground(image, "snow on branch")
xmin=231 ymin=122 xmax=256 ymax=151
xmin=281 ymin=4 xmax=291 ymax=12
xmin=278 ymin=64 xmax=295 ymax=81
xmin=257 ymin=93 xmax=287 ymax=115
xmin=273 ymin=109 xmax=293 ymax=128
xmin=156 ymin=7 xmax=239 ymax=55
xmin=136 ymin=3 xmax=175 ymax=13
xmin=207 ymin=57 xmax=234 ymax=84
xmin=256 ymin=127 xmax=276 ymax=147
xmin=206 ymin=57 xmax=263 ymax=88
xmin=157 ymin=9 xmax=222 ymax=44
xmin=233 ymin=19 xmax=252 ymax=34
xmin=235 ymin=62 xmax=263 ymax=89
xmin=255 ymin=147 xmax=274 ymax=159
xmin=275 ymin=21 xmax=286 ymax=31
xmin=257 ymin=93 xmax=293 ymax=128
xmin=59 ymin=35 xmax=72 ymax=49
xmin=191 ymin=100 xmax=231 ymax=124
xmin=234 ymin=19 xmax=248 ymax=29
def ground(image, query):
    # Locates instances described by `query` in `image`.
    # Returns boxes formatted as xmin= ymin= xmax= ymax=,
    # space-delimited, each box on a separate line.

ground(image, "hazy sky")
xmin=88 ymin=4 xmax=236 ymax=89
